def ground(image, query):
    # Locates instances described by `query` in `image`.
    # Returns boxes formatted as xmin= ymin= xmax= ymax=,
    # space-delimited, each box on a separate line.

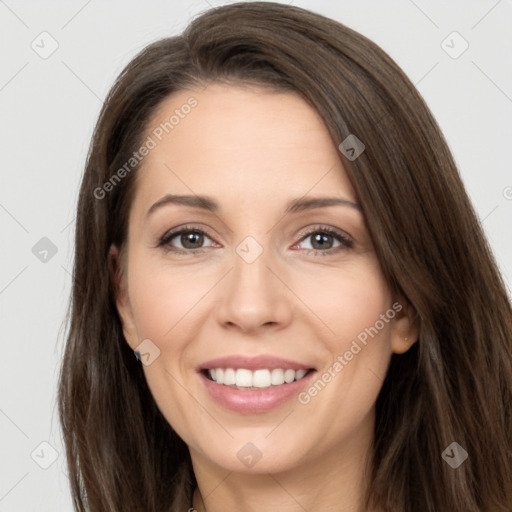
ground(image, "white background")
xmin=1 ymin=1 xmax=511 ymax=510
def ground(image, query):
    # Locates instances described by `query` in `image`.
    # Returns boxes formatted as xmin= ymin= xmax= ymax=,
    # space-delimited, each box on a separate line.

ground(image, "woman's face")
xmin=114 ymin=83 xmax=415 ymax=475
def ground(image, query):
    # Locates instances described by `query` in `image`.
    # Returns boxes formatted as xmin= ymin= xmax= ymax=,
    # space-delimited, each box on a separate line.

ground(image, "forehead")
xmin=131 ymin=83 xmax=356 ymax=217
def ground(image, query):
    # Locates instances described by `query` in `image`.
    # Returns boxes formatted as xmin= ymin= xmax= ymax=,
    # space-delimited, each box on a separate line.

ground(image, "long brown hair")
xmin=58 ymin=2 xmax=512 ymax=511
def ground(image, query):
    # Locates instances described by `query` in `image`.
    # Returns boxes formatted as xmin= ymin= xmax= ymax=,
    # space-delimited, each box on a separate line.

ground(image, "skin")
xmin=112 ymin=83 xmax=418 ymax=512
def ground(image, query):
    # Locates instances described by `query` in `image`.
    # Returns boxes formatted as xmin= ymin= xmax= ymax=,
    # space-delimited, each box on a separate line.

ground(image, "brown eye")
xmin=159 ymin=226 xmax=217 ymax=253
xmin=176 ymin=231 xmax=205 ymax=250
xmin=309 ymin=232 xmax=336 ymax=250
xmin=295 ymin=226 xmax=353 ymax=255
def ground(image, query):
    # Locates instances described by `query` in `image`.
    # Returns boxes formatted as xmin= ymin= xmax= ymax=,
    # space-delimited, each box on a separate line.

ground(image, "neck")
xmin=190 ymin=411 xmax=379 ymax=512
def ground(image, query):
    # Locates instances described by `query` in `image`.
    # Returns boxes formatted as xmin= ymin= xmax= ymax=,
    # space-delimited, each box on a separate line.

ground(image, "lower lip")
xmin=199 ymin=371 xmax=316 ymax=413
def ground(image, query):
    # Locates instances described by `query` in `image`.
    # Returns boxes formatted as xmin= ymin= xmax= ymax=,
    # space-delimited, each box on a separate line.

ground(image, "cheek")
xmin=126 ymin=259 xmax=208 ymax=440
xmin=293 ymin=267 xmax=393 ymax=453
xmin=127 ymin=256 xmax=212 ymax=342
xmin=125 ymin=254 xmax=215 ymax=414
xmin=292 ymin=257 xmax=392 ymax=343
xmin=293 ymin=256 xmax=394 ymax=413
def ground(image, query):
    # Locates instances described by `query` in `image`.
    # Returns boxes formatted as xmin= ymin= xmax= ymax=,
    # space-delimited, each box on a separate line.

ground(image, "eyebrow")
xmin=146 ymin=193 xmax=361 ymax=217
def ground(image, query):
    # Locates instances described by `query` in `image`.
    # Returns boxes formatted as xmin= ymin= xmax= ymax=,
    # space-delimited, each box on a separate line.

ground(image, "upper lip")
xmin=198 ymin=355 xmax=315 ymax=372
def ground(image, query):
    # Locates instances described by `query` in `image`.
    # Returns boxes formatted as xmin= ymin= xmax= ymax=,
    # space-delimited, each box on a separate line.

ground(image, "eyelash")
xmin=157 ymin=224 xmax=353 ymax=256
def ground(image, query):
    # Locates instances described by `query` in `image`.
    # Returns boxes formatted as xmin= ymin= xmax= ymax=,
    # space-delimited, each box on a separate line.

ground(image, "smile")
xmin=198 ymin=355 xmax=317 ymax=413
xmin=205 ymin=368 xmax=312 ymax=389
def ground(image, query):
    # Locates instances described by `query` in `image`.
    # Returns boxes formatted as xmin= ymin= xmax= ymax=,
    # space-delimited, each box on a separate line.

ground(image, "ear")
xmin=109 ymin=244 xmax=138 ymax=350
xmin=389 ymin=297 xmax=419 ymax=354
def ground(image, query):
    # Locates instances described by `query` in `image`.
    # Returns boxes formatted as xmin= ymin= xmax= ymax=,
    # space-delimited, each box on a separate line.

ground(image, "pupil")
xmin=312 ymin=233 xmax=331 ymax=250
xmin=183 ymin=232 xmax=203 ymax=249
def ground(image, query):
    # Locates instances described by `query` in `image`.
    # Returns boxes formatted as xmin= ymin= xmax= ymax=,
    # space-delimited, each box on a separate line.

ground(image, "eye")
xmin=294 ymin=226 xmax=353 ymax=255
xmin=157 ymin=224 xmax=353 ymax=256
xmin=158 ymin=225 xmax=218 ymax=253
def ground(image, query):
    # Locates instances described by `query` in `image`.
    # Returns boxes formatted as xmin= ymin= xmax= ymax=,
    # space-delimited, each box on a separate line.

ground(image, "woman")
xmin=58 ymin=2 xmax=512 ymax=511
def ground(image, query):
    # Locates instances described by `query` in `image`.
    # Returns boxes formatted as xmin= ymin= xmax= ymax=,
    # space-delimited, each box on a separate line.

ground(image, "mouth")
xmin=197 ymin=355 xmax=317 ymax=413
xmin=201 ymin=367 xmax=315 ymax=390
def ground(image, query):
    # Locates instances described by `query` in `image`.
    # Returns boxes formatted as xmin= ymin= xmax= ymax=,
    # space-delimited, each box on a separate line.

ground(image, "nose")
xmin=215 ymin=243 xmax=293 ymax=334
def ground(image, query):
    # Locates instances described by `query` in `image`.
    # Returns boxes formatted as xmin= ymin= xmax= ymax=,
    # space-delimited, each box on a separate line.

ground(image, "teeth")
xmin=207 ymin=368 xmax=310 ymax=388
xmin=295 ymin=369 xmax=308 ymax=380
xmin=284 ymin=369 xmax=295 ymax=383
xmin=236 ymin=369 xmax=252 ymax=387
xmin=253 ymin=369 xmax=271 ymax=387
xmin=271 ymin=368 xmax=285 ymax=385
xmin=223 ymin=368 xmax=236 ymax=385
